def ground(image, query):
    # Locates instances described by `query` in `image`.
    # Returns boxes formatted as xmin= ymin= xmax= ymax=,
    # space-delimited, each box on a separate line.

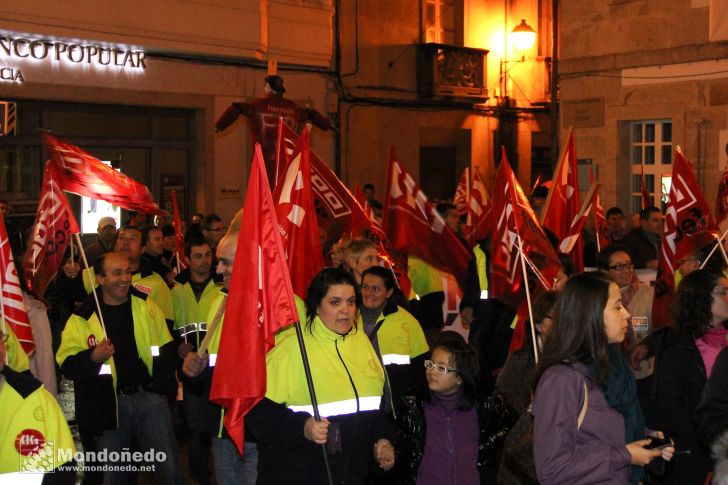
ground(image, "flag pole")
xmin=74 ymin=233 xmax=108 ymax=339
xmin=293 ymin=321 xmax=335 ymax=485
xmin=700 ymin=228 xmax=728 ymax=269
xmin=515 ymin=233 xmax=539 ymax=364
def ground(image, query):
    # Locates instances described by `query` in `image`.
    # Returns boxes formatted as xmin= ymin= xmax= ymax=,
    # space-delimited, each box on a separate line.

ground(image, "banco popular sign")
xmin=0 ymin=33 xmax=147 ymax=83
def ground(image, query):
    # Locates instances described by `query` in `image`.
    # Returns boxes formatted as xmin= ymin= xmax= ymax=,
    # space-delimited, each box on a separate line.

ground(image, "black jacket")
xmin=59 ymin=287 xmax=177 ymax=434
xmin=653 ymin=329 xmax=712 ymax=484
xmin=697 ymin=346 xmax=728 ymax=455
xmin=393 ymin=383 xmax=517 ymax=484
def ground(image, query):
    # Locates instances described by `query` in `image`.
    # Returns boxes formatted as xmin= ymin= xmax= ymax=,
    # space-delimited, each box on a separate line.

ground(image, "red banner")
xmin=0 ymin=215 xmax=34 ymax=355
xmin=383 ymin=148 xmax=471 ymax=286
xmin=462 ymin=168 xmax=493 ymax=246
xmin=43 ymin=132 xmax=165 ymax=215
xmin=453 ymin=168 xmax=469 ymax=215
xmin=210 ymin=144 xmax=299 ymax=454
xmin=22 ymin=164 xmax=80 ymax=293
xmin=274 ymin=128 xmax=325 ymax=297
xmin=590 ymin=168 xmax=610 ymax=252
xmin=490 ymin=149 xmax=561 ymax=311
xmin=653 ymin=150 xmax=716 ymax=330
xmin=541 ymin=130 xmax=583 ymax=271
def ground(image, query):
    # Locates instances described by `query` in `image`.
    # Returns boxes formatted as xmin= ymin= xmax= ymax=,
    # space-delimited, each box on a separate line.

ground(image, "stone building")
xmin=560 ymin=0 xmax=728 ymax=214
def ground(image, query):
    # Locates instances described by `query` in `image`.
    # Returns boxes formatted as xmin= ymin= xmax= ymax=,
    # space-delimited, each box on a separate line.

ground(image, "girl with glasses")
xmin=394 ymin=333 xmax=517 ymax=484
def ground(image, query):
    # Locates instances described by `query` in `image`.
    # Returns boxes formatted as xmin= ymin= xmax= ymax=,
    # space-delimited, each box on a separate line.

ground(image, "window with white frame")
xmin=422 ymin=0 xmax=457 ymax=44
xmin=630 ymin=120 xmax=672 ymax=213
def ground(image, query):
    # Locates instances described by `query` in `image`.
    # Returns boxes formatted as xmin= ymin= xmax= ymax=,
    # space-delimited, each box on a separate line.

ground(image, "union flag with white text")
xmin=490 ymin=149 xmax=561 ymax=310
xmin=652 ymin=150 xmax=716 ymax=330
xmin=383 ymin=148 xmax=471 ymax=286
xmin=23 ymin=163 xmax=80 ymax=293
xmin=541 ymin=130 xmax=583 ymax=271
xmin=43 ymin=132 xmax=165 ymax=215
xmin=273 ymin=128 xmax=324 ymax=297
xmin=462 ymin=168 xmax=493 ymax=245
xmin=0 ymin=214 xmax=34 ymax=355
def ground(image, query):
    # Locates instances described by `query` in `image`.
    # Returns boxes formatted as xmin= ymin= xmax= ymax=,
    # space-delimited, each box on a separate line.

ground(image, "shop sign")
xmin=0 ymin=33 xmax=147 ymax=84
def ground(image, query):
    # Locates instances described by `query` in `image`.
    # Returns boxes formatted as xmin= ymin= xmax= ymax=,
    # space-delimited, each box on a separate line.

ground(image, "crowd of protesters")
xmin=4 ymin=184 xmax=728 ymax=485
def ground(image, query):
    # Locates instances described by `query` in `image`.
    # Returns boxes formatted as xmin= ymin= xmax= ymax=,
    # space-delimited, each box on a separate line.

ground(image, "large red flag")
xmin=22 ymin=163 xmax=80 ymax=293
xmin=590 ymin=168 xmax=610 ymax=252
xmin=171 ymin=190 xmax=188 ymax=271
xmin=541 ymin=130 xmax=583 ymax=271
xmin=43 ymin=132 xmax=165 ymax=215
xmin=490 ymin=149 xmax=561 ymax=310
xmin=652 ymin=150 xmax=716 ymax=330
xmin=715 ymin=167 xmax=728 ymax=225
xmin=491 ymin=149 xmax=561 ymax=351
xmin=210 ymin=144 xmax=299 ymax=454
xmin=453 ymin=168 xmax=469 ymax=215
xmin=383 ymin=148 xmax=472 ymax=286
xmin=0 ymin=215 xmax=34 ymax=355
xmin=274 ymin=128 xmax=324 ymax=297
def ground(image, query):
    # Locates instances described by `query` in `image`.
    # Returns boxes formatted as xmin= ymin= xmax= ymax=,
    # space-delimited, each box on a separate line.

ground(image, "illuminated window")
xmin=422 ymin=0 xmax=459 ymax=45
xmin=630 ymin=120 xmax=672 ymax=213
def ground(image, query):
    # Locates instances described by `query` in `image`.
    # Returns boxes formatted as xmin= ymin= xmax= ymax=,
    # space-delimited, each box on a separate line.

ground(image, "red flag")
xmin=274 ymin=128 xmax=325 ymax=297
xmin=541 ymin=130 xmax=582 ymax=271
xmin=453 ymin=168 xmax=469 ymax=215
xmin=715 ymin=167 xmax=728 ymax=225
xmin=462 ymin=168 xmax=493 ymax=245
xmin=383 ymin=148 xmax=472 ymax=286
xmin=43 ymin=132 xmax=165 ymax=215
xmin=171 ymin=190 xmax=188 ymax=270
xmin=22 ymin=163 xmax=80 ymax=293
xmin=0 ymin=215 xmax=34 ymax=355
xmin=652 ymin=150 xmax=716 ymax=330
xmin=490 ymin=148 xmax=561 ymax=311
xmin=508 ymin=299 xmax=532 ymax=353
xmin=559 ymin=183 xmax=599 ymax=255
xmin=210 ymin=144 xmax=299 ymax=454
xmin=590 ymin=168 xmax=610 ymax=252
xmin=641 ymin=164 xmax=651 ymax=210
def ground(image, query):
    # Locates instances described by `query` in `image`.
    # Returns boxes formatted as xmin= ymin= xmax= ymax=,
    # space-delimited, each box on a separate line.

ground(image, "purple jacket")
xmin=532 ymin=363 xmax=632 ymax=484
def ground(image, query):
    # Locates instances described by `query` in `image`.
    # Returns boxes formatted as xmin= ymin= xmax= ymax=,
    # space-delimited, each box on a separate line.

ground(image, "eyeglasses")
xmin=608 ymin=262 xmax=634 ymax=272
xmin=424 ymin=360 xmax=460 ymax=374
xmin=0 ymin=333 xmax=8 ymax=344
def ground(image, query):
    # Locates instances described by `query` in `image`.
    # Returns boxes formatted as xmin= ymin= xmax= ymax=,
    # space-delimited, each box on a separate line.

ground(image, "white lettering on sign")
xmin=0 ymin=33 xmax=146 ymax=84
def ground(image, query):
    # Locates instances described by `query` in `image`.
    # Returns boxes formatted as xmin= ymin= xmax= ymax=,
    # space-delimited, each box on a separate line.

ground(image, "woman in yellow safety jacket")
xmin=247 ymin=268 xmax=396 ymax=484
xmin=359 ymin=265 xmax=429 ymax=415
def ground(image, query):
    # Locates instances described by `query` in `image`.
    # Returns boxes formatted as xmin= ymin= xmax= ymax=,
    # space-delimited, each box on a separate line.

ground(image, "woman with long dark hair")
xmin=652 ymin=268 xmax=728 ymax=483
xmin=394 ymin=333 xmax=516 ymax=484
xmin=532 ymin=272 xmax=673 ymax=484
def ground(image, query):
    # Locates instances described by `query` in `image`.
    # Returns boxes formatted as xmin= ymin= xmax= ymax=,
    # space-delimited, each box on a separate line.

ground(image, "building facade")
xmin=560 ymin=0 xmax=728 ymax=215
xmin=0 ymin=0 xmax=336 ymax=232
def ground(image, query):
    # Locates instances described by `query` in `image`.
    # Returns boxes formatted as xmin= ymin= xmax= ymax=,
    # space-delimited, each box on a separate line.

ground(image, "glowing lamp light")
xmin=511 ymin=19 xmax=536 ymax=51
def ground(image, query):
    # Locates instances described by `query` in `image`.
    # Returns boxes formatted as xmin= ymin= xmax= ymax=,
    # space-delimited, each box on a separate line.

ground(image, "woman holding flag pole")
xmin=246 ymin=268 xmax=395 ymax=484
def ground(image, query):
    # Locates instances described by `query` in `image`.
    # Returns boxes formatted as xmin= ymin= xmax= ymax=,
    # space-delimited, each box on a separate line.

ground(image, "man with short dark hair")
xmin=621 ymin=206 xmax=662 ymax=269
xmin=172 ymin=238 xmax=221 ymax=484
xmin=141 ymin=225 xmax=173 ymax=285
xmin=201 ymin=214 xmax=226 ymax=253
xmin=605 ymin=206 xmax=628 ymax=243
xmin=57 ymin=252 xmax=182 ymax=484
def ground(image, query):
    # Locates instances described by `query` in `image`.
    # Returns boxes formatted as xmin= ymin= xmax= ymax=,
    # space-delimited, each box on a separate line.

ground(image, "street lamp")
xmin=511 ymin=19 xmax=537 ymax=52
